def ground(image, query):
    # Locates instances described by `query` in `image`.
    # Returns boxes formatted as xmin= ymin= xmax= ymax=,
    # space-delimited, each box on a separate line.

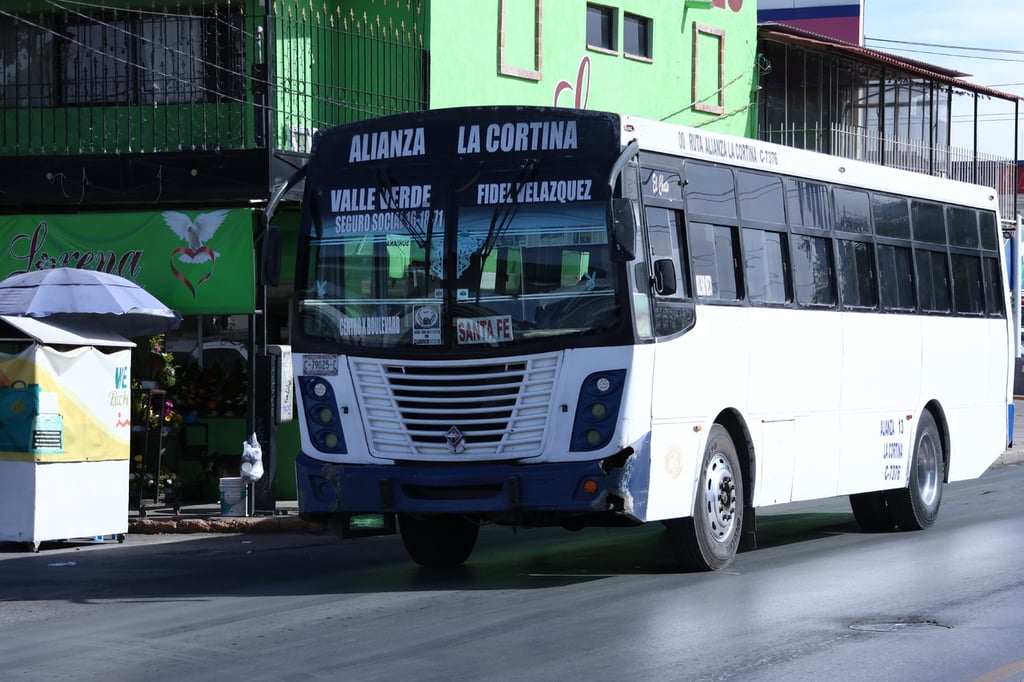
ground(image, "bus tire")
xmin=398 ymin=514 xmax=479 ymax=568
xmin=849 ymin=491 xmax=895 ymax=531
xmin=667 ymin=425 xmax=743 ymax=571
xmin=887 ymin=411 xmax=944 ymax=531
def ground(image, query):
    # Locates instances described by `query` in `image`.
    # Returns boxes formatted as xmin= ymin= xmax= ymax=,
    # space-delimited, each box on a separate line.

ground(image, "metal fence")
xmin=0 ymin=0 xmax=427 ymax=156
xmin=762 ymin=123 xmax=1018 ymax=222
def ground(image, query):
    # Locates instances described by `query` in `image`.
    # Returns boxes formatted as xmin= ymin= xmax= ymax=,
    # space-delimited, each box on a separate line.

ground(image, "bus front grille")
xmin=351 ymin=355 xmax=559 ymax=458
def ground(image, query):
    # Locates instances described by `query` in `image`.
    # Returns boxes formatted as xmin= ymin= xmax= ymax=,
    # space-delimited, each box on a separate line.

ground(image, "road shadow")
xmin=749 ymin=511 xmax=861 ymax=550
xmin=0 ymin=508 xmax=874 ymax=600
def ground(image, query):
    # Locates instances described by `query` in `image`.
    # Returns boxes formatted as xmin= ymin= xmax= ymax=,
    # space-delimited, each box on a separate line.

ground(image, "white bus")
xmin=280 ymin=106 xmax=1013 ymax=570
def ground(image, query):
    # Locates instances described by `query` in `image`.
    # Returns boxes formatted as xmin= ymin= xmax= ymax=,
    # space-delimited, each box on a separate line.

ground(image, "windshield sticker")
xmin=429 ymin=234 xmax=482 ymax=279
xmin=476 ymin=179 xmax=593 ymax=205
xmin=329 ymin=185 xmax=443 ymax=235
xmin=695 ymin=274 xmax=714 ymax=297
xmin=456 ymin=315 xmax=514 ymax=345
xmin=339 ymin=316 xmax=401 ymax=336
xmin=303 ymin=354 xmax=339 ymax=376
xmin=412 ymin=304 xmax=442 ymax=346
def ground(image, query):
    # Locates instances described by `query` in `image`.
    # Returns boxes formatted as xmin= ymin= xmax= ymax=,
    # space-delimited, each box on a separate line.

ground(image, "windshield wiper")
xmin=375 ymin=168 xmax=433 ymax=248
xmin=478 ymin=159 xmax=538 ymax=264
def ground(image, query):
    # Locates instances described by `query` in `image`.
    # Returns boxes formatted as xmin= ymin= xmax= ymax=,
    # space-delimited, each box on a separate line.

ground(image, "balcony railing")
xmin=761 ymin=123 xmax=1018 ymax=223
xmin=0 ymin=0 xmax=427 ymax=158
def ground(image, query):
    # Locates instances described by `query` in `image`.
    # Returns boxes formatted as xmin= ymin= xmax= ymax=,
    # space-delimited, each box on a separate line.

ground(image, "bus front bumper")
xmin=294 ymin=450 xmax=648 ymax=520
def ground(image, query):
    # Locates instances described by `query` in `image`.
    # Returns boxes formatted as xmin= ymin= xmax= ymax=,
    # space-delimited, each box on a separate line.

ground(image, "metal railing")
xmin=0 ymin=0 xmax=427 ymax=157
xmin=762 ymin=123 xmax=1018 ymax=221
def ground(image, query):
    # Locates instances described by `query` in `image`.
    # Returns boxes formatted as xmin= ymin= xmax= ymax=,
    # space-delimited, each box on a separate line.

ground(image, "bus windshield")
xmin=298 ymin=172 xmax=622 ymax=351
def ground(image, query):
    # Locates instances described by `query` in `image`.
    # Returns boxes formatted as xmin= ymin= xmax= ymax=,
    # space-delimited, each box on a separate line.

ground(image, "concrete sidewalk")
xmin=995 ymin=400 xmax=1024 ymax=468
xmin=128 ymin=498 xmax=322 ymax=535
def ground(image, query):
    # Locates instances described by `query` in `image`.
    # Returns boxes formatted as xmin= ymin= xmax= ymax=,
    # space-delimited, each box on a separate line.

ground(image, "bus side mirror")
xmin=609 ymin=198 xmax=637 ymax=261
xmin=261 ymin=225 xmax=282 ymax=287
xmin=653 ymin=258 xmax=677 ymax=296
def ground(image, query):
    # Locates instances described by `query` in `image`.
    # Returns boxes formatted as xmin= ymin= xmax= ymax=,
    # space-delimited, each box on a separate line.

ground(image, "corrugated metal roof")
xmin=758 ymin=22 xmax=1022 ymax=102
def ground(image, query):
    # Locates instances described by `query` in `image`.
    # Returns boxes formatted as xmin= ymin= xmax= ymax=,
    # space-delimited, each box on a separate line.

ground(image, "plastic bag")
xmin=240 ymin=432 xmax=264 ymax=483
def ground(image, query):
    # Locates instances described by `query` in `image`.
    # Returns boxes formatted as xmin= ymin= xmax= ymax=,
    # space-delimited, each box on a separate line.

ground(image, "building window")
xmin=586 ymin=4 xmax=616 ymax=52
xmin=1 ymin=9 xmax=244 ymax=108
xmin=0 ymin=21 xmax=52 ymax=107
xmin=623 ymin=13 xmax=652 ymax=60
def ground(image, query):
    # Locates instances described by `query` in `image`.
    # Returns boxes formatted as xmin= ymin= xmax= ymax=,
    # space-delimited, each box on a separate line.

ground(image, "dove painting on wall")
xmin=164 ymin=209 xmax=229 ymax=263
xmin=163 ymin=210 xmax=230 ymax=298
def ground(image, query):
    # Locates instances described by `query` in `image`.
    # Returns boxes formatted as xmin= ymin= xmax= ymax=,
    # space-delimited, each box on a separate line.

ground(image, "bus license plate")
xmin=303 ymin=354 xmax=339 ymax=376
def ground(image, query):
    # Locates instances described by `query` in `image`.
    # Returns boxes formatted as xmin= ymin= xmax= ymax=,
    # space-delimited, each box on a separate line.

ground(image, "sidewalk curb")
xmin=991 ymin=449 xmax=1024 ymax=469
xmin=128 ymin=516 xmax=323 ymax=534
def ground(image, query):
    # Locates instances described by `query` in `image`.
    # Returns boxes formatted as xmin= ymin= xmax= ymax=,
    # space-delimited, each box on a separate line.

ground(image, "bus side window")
xmin=645 ymin=206 xmax=688 ymax=297
xmin=978 ymin=211 xmax=1004 ymax=317
xmin=947 ymin=206 xmax=979 ymax=248
xmin=790 ymin=233 xmax=836 ymax=307
xmin=646 ymin=206 xmax=694 ymax=336
xmin=786 ymin=179 xmax=832 ymax=230
xmin=915 ymin=248 xmax=951 ymax=313
xmin=951 ymin=253 xmax=984 ymax=315
xmin=872 ymin=193 xmax=911 ymax=239
xmin=877 ymin=244 xmax=916 ymax=311
xmin=689 ymin=222 xmax=741 ymax=301
xmin=833 ymin=188 xmax=872 ymax=234
xmin=737 ymin=171 xmax=788 ymax=306
xmin=836 ymin=239 xmax=878 ymax=309
xmin=982 ymin=256 xmax=1005 ymax=316
xmin=743 ymin=228 xmax=790 ymax=304
xmin=911 ymin=200 xmax=946 ymax=244
xmin=979 ymin=211 xmax=999 ymax=251
xmin=911 ymin=200 xmax=951 ymax=314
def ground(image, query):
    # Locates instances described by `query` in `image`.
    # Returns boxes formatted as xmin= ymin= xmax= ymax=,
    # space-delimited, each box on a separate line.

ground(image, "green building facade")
xmin=427 ymin=0 xmax=756 ymax=137
xmin=0 ymin=0 xmax=760 ymax=502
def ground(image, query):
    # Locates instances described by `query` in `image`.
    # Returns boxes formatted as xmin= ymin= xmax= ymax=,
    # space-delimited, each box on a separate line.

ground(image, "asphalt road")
xmin=2 ymin=464 xmax=1023 ymax=681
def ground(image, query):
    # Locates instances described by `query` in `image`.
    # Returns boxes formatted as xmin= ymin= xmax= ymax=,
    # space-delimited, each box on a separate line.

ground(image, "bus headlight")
xmin=299 ymin=375 xmax=347 ymax=454
xmin=570 ymin=370 xmax=626 ymax=452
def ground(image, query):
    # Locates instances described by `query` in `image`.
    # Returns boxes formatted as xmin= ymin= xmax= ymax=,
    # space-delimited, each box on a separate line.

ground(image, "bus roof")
xmin=621 ymin=113 xmax=999 ymax=214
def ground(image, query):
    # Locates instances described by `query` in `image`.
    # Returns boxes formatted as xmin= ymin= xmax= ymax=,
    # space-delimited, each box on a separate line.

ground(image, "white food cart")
xmin=0 ymin=315 xmax=135 ymax=550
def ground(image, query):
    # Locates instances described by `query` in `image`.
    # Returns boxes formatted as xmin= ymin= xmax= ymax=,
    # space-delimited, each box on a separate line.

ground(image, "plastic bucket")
xmin=219 ymin=477 xmax=248 ymax=517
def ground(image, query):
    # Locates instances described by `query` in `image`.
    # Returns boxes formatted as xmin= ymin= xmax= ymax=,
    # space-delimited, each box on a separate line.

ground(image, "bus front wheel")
xmin=398 ymin=514 xmax=480 ymax=568
xmin=888 ymin=411 xmax=944 ymax=530
xmin=667 ymin=425 xmax=744 ymax=571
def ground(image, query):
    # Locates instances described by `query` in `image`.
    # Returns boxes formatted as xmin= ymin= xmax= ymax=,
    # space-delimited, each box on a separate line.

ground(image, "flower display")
xmin=148 ymin=334 xmax=177 ymax=389
xmin=130 ymin=463 xmax=181 ymax=496
xmin=171 ymin=360 xmax=247 ymax=419
xmin=131 ymin=383 xmax=183 ymax=432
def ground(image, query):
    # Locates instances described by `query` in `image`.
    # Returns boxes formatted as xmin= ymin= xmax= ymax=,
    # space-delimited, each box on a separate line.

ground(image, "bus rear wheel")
xmin=887 ymin=411 xmax=944 ymax=530
xmin=398 ymin=514 xmax=480 ymax=568
xmin=667 ymin=425 xmax=743 ymax=571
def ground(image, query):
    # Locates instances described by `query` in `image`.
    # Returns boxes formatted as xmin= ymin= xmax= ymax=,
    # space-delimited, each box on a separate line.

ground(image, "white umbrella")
xmin=0 ymin=268 xmax=182 ymax=338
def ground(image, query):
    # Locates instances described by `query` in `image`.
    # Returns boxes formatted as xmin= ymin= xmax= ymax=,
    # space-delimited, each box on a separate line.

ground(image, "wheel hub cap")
xmin=703 ymin=453 xmax=737 ymax=543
